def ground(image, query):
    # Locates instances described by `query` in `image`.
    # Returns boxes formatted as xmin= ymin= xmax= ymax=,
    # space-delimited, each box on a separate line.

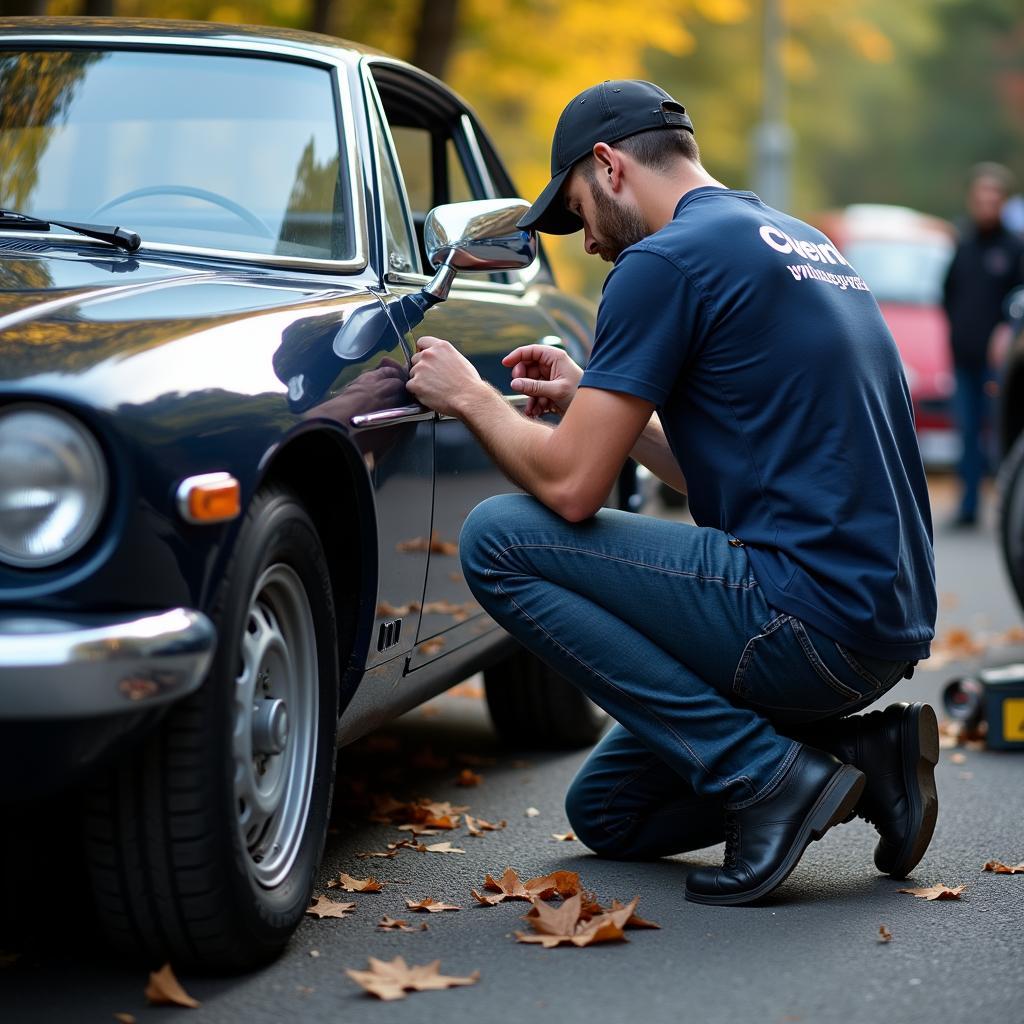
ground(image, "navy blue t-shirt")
xmin=580 ymin=187 xmax=936 ymax=661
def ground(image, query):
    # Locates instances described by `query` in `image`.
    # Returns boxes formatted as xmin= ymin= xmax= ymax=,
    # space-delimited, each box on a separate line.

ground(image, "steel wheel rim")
xmin=232 ymin=562 xmax=319 ymax=889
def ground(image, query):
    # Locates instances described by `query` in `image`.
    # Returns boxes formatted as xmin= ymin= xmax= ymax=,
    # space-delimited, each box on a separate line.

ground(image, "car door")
xmin=364 ymin=62 xmax=565 ymax=667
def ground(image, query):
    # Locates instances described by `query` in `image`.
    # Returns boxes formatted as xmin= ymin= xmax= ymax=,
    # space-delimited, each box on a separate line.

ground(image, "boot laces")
xmin=723 ymin=816 xmax=741 ymax=869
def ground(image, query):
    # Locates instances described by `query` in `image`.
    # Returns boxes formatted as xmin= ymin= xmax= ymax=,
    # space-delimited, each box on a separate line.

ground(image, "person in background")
xmin=942 ymin=162 xmax=1024 ymax=527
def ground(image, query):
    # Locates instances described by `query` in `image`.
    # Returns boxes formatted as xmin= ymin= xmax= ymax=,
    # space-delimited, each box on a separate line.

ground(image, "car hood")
xmin=0 ymin=246 xmax=373 ymax=397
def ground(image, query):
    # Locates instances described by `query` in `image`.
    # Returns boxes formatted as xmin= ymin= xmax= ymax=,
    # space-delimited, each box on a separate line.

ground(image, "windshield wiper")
xmin=0 ymin=208 xmax=141 ymax=253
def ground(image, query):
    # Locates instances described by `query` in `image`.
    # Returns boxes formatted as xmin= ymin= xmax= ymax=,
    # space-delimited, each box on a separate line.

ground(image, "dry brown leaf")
xmin=525 ymin=807 xmax=540 ymax=817
xmin=144 ymin=963 xmax=201 ymax=1008
xmin=473 ymin=867 xmax=532 ymax=905
xmin=515 ymin=893 xmax=637 ymax=948
xmin=878 ymin=925 xmax=893 ymax=944
xmin=448 ymin=681 xmax=485 ymax=699
xmin=397 ymin=823 xmax=443 ymax=836
xmin=465 ymin=815 xmax=507 ymax=837
xmin=376 ymin=600 xmax=420 ymax=618
xmin=424 ymin=841 xmax=465 ymax=855
xmin=356 ymin=848 xmax=401 ymax=859
xmin=897 ymin=884 xmax=966 ymax=901
xmin=113 ymin=1015 xmax=137 ymax=1024
xmin=370 ymin=796 xmax=464 ymax=829
xmin=346 ymin=956 xmax=478 ymax=1001
xmin=607 ymin=898 xmax=661 ymax=929
xmin=306 ymin=895 xmax=357 ymax=918
xmin=552 ymin=830 xmax=577 ymax=842
xmin=378 ymin=916 xmax=427 ymax=932
xmin=396 ymin=532 xmax=459 ymax=556
xmin=405 ymin=898 xmax=461 ymax=913
xmin=525 ymin=870 xmax=582 ymax=900
xmin=327 ymin=872 xmax=383 ymax=893
xmin=456 ymin=768 xmax=483 ymax=787
xmin=422 ymin=600 xmax=477 ymax=622
xmin=982 ymin=859 xmax=1024 ymax=874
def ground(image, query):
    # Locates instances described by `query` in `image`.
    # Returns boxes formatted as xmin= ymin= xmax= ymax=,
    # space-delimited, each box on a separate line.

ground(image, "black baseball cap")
xmin=517 ymin=79 xmax=694 ymax=235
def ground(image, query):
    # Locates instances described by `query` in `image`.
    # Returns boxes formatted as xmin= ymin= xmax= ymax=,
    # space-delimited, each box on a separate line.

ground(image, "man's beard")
xmin=588 ymin=178 xmax=649 ymax=261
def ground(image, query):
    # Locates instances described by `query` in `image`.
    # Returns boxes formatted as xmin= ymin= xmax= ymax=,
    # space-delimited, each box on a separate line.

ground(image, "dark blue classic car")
xmin=0 ymin=18 xmax=610 ymax=969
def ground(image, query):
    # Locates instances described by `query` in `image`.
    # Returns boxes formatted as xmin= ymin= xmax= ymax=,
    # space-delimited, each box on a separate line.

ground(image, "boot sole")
xmin=685 ymin=763 xmax=866 ymax=906
xmin=877 ymin=702 xmax=939 ymax=879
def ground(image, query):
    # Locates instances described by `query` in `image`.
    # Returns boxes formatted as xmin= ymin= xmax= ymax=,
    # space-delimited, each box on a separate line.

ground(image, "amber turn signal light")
xmin=176 ymin=472 xmax=241 ymax=524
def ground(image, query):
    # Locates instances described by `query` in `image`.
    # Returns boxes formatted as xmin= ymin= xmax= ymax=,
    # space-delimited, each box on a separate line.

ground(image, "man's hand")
xmin=502 ymin=345 xmax=583 ymax=417
xmin=407 ymin=336 xmax=485 ymax=417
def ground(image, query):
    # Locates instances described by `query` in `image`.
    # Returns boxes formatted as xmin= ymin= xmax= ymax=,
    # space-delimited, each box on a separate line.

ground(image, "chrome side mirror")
xmin=422 ymin=198 xmax=537 ymax=302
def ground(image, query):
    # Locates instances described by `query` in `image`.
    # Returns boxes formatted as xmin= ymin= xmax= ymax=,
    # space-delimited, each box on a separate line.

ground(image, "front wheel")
xmin=998 ymin=431 xmax=1024 ymax=612
xmin=484 ymin=645 xmax=609 ymax=749
xmin=84 ymin=487 xmax=339 ymax=971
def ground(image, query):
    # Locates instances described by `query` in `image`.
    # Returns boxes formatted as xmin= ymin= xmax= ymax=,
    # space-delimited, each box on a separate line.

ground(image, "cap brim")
xmin=516 ymin=165 xmax=584 ymax=235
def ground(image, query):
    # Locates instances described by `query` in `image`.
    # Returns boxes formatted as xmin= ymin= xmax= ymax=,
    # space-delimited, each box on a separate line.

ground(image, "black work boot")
xmin=816 ymin=702 xmax=939 ymax=880
xmin=684 ymin=746 xmax=865 ymax=906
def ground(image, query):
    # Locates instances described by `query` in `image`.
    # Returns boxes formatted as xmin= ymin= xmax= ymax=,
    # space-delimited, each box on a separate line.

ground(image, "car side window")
xmin=366 ymin=87 xmax=420 ymax=275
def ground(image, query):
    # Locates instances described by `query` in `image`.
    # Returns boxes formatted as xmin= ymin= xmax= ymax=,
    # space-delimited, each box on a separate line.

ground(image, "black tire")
xmin=484 ymin=645 xmax=609 ymax=749
xmin=998 ymin=431 xmax=1024 ymax=612
xmin=83 ymin=486 xmax=340 ymax=971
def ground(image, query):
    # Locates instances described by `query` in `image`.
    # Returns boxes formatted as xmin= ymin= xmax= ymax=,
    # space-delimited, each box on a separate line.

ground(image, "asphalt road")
xmin=3 ymin=476 xmax=1023 ymax=1024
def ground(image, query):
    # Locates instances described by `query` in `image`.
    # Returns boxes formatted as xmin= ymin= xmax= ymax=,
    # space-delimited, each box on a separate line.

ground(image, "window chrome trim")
xmin=385 ymin=269 xmax=527 ymax=297
xmin=0 ymin=33 xmax=369 ymax=274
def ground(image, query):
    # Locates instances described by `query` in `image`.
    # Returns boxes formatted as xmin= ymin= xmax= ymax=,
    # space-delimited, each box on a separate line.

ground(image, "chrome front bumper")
xmin=0 ymin=608 xmax=216 ymax=720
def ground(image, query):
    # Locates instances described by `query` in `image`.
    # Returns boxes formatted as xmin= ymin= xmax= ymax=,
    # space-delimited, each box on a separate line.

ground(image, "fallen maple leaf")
xmin=515 ymin=893 xmax=638 ymax=949
xmin=456 ymin=768 xmax=482 ymax=787
xmin=897 ymin=884 xmax=966 ymax=901
xmin=472 ymin=867 xmax=532 ymax=905
xmin=144 ymin=963 xmax=201 ymax=1008
xmin=472 ymin=868 xmax=581 ymax=905
xmin=346 ymin=956 xmax=479 ymax=1001
xmin=379 ymin=916 xmax=428 ymax=932
xmin=983 ymin=859 xmax=1024 ymax=874
xmin=405 ymin=898 xmax=461 ymax=913
xmin=525 ymin=870 xmax=582 ymax=900
xmin=552 ymin=830 xmax=577 ymax=842
xmin=397 ymin=823 xmax=443 ymax=836
xmin=465 ymin=814 xmax=506 ymax=837
xmin=878 ymin=925 xmax=893 ymax=944
xmin=424 ymin=841 xmax=465 ymax=855
xmin=327 ymin=872 xmax=384 ymax=893
xmin=606 ymin=898 xmax=660 ymax=929
xmin=306 ymin=895 xmax=358 ymax=918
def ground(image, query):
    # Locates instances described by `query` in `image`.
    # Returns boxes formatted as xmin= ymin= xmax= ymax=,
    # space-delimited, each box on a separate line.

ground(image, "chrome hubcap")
xmin=232 ymin=563 xmax=318 ymax=889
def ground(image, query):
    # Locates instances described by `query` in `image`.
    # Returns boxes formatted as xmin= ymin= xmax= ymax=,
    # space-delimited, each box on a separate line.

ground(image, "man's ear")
xmin=592 ymin=142 xmax=621 ymax=188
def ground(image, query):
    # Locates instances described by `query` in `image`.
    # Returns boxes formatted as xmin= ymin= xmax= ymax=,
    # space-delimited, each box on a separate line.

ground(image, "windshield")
xmin=0 ymin=48 xmax=350 ymax=261
xmin=843 ymin=239 xmax=953 ymax=305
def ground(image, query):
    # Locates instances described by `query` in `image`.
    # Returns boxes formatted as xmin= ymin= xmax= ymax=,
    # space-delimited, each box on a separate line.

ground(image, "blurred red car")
xmin=813 ymin=204 xmax=957 ymax=467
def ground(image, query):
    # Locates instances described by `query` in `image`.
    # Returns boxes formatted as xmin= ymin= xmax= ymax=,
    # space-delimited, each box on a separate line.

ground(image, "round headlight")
xmin=0 ymin=406 xmax=108 ymax=568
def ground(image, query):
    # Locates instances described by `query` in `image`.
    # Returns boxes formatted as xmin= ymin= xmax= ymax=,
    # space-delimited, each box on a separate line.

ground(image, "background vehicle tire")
xmin=83 ymin=486 xmax=339 ymax=971
xmin=998 ymin=431 xmax=1024 ymax=612
xmin=484 ymin=645 xmax=609 ymax=749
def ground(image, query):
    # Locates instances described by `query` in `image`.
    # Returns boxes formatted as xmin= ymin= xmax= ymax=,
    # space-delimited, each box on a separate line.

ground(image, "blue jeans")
xmin=460 ymin=493 xmax=912 ymax=858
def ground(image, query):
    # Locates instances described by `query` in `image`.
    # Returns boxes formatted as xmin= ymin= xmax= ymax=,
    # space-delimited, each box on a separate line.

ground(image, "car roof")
xmin=0 ymin=15 xmax=388 ymax=65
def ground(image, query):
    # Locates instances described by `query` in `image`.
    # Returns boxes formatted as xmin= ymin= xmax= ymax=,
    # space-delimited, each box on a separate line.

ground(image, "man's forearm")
xmin=630 ymin=412 xmax=687 ymax=494
xmin=452 ymin=382 xmax=563 ymax=500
